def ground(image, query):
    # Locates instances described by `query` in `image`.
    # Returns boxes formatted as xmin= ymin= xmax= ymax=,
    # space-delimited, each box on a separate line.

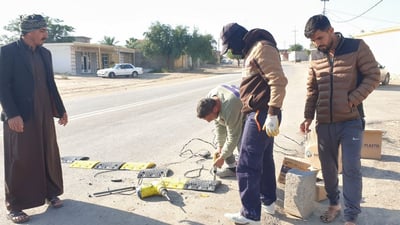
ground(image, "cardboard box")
xmin=278 ymin=156 xmax=327 ymax=202
xmin=361 ymin=130 xmax=383 ymax=159
xmin=278 ymin=156 xmax=312 ymax=184
xmin=315 ymin=180 xmax=327 ymax=201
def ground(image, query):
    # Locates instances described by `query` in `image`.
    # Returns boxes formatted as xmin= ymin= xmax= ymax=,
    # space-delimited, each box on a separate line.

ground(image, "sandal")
xmin=7 ymin=210 xmax=30 ymax=224
xmin=47 ymin=196 xmax=63 ymax=208
xmin=320 ymin=205 xmax=341 ymax=223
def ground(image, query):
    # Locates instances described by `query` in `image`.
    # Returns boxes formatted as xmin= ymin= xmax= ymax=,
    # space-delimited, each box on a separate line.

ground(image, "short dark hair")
xmin=304 ymin=14 xmax=331 ymax=38
xmin=197 ymin=98 xmax=216 ymax=118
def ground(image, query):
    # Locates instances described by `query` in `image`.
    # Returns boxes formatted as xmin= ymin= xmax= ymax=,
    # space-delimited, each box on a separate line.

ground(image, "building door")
xmin=81 ymin=52 xmax=91 ymax=73
xmin=102 ymin=54 xmax=109 ymax=69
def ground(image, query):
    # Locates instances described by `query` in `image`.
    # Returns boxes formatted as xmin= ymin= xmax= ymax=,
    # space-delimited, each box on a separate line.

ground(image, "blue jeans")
xmin=316 ymin=119 xmax=363 ymax=222
xmin=237 ymin=110 xmax=278 ymax=221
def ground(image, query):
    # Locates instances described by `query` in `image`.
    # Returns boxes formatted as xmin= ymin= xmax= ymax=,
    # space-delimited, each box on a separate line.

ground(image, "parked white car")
xmin=97 ymin=63 xmax=143 ymax=78
xmin=377 ymin=62 xmax=390 ymax=85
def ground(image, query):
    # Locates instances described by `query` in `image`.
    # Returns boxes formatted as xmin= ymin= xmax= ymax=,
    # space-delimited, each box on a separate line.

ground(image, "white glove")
xmin=263 ymin=115 xmax=279 ymax=137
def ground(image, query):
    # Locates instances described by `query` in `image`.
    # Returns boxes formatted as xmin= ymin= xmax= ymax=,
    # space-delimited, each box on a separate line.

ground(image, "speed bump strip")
xmin=61 ymin=156 xmax=89 ymax=163
xmin=161 ymin=177 xmax=189 ymax=190
xmin=137 ymin=168 xmax=170 ymax=178
xmin=119 ymin=162 xmax=156 ymax=171
xmin=160 ymin=178 xmax=221 ymax=192
xmin=93 ymin=162 xmax=125 ymax=170
xmin=70 ymin=160 xmax=100 ymax=169
xmin=183 ymin=179 xmax=221 ymax=192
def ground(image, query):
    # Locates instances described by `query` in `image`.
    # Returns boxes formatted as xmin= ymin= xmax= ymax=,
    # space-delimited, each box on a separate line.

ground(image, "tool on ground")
xmin=212 ymin=152 xmax=220 ymax=181
xmin=92 ymin=186 xmax=136 ymax=197
xmin=137 ymin=180 xmax=171 ymax=202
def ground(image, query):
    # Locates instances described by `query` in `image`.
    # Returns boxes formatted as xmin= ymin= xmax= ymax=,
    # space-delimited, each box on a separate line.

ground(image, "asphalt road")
xmin=0 ymin=62 xmax=399 ymax=225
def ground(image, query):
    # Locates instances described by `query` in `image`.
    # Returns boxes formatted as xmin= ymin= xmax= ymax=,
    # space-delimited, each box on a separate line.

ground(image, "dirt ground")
xmin=50 ymin=63 xmax=400 ymax=225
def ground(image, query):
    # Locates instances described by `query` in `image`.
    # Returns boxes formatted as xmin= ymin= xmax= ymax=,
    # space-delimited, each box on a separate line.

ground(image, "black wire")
xmin=273 ymin=133 xmax=306 ymax=156
xmin=328 ymin=0 xmax=384 ymax=23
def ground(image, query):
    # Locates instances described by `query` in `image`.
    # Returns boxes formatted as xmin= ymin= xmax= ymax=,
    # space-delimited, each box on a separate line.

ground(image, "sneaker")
xmin=224 ymin=212 xmax=260 ymax=225
xmin=262 ymin=202 xmax=275 ymax=215
xmin=216 ymin=167 xmax=236 ymax=178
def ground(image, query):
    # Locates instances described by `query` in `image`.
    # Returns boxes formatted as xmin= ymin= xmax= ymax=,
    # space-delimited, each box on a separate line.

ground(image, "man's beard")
xmin=318 ymin=39 xmax=333 ymax=54
xmin=318 ymin=46 xmax=328 ymax=53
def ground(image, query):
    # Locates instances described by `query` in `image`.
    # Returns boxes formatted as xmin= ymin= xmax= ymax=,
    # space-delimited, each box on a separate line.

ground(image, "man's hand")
xmin=213 ymin=151 xmax=224 ymax=168
xmin=263 ymin=114 xmax=279 ymax=137
xmin=58 ymin=112 xmax=68 ymax=126
xmin=300 ymin=119 xmax=313 ymax=134
xmin=8 ymin=116 xmax=24 ymax=132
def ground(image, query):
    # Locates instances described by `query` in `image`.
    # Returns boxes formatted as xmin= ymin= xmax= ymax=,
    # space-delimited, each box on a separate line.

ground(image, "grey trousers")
xmin=316 ymin=119 xmax=363 ymax=222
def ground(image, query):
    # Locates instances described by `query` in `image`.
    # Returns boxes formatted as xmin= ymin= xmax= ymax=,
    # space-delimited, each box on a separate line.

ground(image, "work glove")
xmin=263 ymin=115 xmax=279 ymax=137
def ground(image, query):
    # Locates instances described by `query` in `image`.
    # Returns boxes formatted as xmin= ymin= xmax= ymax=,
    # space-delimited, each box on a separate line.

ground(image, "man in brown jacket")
xmin=221 ymin=23 xmax=287 ymax=225
xmin=300 ymin=15 xmax=380 ymax=225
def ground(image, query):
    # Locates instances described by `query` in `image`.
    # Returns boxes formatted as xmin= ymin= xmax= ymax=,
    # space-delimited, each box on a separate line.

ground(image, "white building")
xmin=354 ymin=27 xmax=400 ymax=76
xmin=44 ymin=37 xmax=140 ymax=75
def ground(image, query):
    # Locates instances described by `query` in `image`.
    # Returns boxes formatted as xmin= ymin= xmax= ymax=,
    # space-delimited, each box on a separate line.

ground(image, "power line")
xmin=329 ymin=0 xmax=384 ymax=23
xmin=328 ymin=8 xmax=399 ymax=25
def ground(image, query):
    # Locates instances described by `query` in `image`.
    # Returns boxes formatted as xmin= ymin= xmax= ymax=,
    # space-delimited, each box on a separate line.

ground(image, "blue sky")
xmin=0 ymin=0 xmax=398 ymax=49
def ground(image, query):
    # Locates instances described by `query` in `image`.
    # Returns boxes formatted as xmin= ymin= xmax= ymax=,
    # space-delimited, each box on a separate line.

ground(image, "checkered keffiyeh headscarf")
xmin=20 ymin=14 xmax=47 ymax=34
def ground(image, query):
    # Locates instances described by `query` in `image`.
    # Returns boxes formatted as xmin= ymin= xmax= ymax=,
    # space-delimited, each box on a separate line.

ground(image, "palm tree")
xmin=100 ymin=36 xmax=118 ymax=45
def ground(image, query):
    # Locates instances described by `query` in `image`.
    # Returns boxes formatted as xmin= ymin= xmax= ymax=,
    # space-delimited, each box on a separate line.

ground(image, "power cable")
xmin=328 ymin=8 xmax=399 ymax=25
xmin=327 ymin=0 xmax=384 ymax=23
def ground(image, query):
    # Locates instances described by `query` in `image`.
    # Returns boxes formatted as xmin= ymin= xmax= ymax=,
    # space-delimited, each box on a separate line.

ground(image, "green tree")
xmin=186 ymin=29 xmax=216 ymax=68
xmin=289 ymin=43 xmax=304 ymax=51
xmin=0 ymin=15 xmax=75 ymax=44
xmin=142 ymin=22 xmax=176 ymax=69
xmin=125 ymin=37 xmax=140 ymax=49
xmin=142 ymin=22 xmax=216 ymax=70
xmin=171 ymin=25 xmax=190 ymax=61
xmin=100 ymin=36 xmax=118 ymax=45
xmin=46 ymin=18 xmax=75 ymax=43
xmin=226 ymin=50 xmax=242 ymax=66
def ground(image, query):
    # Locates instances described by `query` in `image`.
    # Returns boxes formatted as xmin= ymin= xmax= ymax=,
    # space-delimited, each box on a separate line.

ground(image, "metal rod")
xmin=93 ymin=186 xmax=136 ymax=197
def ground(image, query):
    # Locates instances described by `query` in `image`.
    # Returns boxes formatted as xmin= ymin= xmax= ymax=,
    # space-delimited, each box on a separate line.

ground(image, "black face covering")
xmin=226 ymin=31 xmax=247 ymax=58
xmin=229 ymin=34 xmax=246 ymax=56
xmin=220 ymin=23 xmax=248 ymax=57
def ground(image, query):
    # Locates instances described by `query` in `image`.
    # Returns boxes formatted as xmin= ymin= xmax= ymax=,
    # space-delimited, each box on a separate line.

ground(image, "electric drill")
xmin=137 ymin=180 xmax=171 ymax=202
xmin=212 ymin=152 xmax=220 ymax=180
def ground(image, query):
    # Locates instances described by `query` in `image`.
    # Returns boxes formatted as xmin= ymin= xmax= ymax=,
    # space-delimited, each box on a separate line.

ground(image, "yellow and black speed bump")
xmin=137 ymin=168 xmax=170 ymax=178
xmin=183 ymin=179 xmax=221 ymax=192
xmin=61 ymin=156 xmax=90 ymax=163
xmin=70 ymin=160 xmax=100 ymax=169
xmin=160 ymin=177 xmax=221 ymax=192
xmin=120 ymin=162 xmax=156 ymax=171
xmin=68 ymin=160 xmax=156 ymax=171
xmin=161 ymin=177 xmax=188 ymax=190
xmin=93 ymin=162 xmax=125 ymax=170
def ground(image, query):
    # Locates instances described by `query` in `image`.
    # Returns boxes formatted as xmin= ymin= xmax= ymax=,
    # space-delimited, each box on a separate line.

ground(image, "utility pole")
xmin=293 ymin=27 xmax=297 ymax=47
xmin=321 ymin=0 xmax=329 ymax=15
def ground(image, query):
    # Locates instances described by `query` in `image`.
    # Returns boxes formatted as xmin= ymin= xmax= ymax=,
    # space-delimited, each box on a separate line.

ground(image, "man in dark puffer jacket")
xmin=300 ymin=15 xmax=380 ymax=225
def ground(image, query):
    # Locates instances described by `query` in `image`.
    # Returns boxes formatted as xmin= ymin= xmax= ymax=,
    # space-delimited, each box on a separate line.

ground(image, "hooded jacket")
xmin=239 ymin=29 xmax=287 ymax=115
xmin=304 ymin=33 xmax=380 ymax=123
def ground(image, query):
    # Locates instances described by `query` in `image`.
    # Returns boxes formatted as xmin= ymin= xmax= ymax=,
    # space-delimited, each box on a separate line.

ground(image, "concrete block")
xmin=284 ymin=168 xmax=317 ymax=219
